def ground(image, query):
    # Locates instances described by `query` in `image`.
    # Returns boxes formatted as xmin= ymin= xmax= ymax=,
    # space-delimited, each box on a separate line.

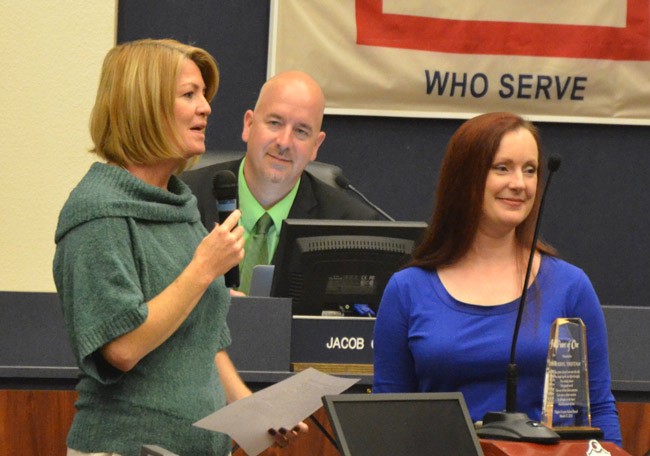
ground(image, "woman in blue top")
xmin=373 ymin=112 xmax=622 ymax=444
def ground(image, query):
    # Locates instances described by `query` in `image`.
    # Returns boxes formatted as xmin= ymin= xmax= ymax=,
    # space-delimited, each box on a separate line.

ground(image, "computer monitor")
xmin=322 ymin=392 xmax=484 ymax=456
xmin=270 ymin=219 xmax=427 ymax=316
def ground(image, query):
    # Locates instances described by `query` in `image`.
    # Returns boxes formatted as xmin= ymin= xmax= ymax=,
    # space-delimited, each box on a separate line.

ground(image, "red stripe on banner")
xmin=355 ymin=0 xmax=650 ymax=61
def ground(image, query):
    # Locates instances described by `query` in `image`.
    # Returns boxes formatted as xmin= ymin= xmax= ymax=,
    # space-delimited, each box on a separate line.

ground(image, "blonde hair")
xmin=89 ymin=39 xmax=219 ymax=168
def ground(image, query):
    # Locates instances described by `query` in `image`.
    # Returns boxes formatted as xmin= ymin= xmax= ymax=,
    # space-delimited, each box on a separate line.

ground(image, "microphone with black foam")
xmin=212 ymin=170 xmax=240 ymax=288
xmin=334 ymin=174 xmax=395 ymax=221
xmin=475 ymin=153 xmax=562 ymax=443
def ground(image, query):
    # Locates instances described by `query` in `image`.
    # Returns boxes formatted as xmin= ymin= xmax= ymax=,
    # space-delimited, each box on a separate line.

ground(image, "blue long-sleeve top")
xmin=373 ymin=256 xmax=622 ymax=445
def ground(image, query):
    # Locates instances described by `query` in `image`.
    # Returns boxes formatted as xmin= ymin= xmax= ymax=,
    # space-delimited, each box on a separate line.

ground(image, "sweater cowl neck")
xmin=55 ymin=162 xmax=200 ymax=242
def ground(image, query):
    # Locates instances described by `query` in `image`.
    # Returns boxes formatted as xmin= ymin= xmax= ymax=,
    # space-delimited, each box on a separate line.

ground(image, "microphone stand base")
xmin=475 ymin=412 xmax=560 ymax=444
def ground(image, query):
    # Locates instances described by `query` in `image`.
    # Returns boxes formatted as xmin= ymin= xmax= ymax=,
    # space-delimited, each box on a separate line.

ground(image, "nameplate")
xmin=290 ymin=316 xmax=375 ymax=374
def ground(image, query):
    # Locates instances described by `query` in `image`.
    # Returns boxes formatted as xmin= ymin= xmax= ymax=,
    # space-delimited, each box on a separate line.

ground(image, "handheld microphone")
xmin=212 ymin=170 xmax=240 ymax=288
xmin=476 ymin=154 xmax=562 ymax=443
xmin=334 ymin=174 xmax=395 ymax=221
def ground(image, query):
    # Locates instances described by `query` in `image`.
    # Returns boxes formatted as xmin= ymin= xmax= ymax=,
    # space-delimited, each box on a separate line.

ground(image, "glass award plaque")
xmin=541 ymin=318 xmax=594 ymax=431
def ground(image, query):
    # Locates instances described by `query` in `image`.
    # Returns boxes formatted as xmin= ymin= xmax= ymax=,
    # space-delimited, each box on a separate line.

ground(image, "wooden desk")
xmin=0 ymin=392 xmax=646 ymax=456
xmin=481 ymin=439 xmax=632 ymax=456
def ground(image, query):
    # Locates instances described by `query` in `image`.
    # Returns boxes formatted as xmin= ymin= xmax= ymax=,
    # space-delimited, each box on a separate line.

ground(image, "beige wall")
xmin=0 ymin=1 xmax=116 ymax=292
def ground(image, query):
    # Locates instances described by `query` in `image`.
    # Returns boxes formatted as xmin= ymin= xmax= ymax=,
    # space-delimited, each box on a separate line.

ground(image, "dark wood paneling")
xmin=0 ymin=390 xmax=77 ymax=456
xmin=1 ymin=391 xmax=648 ymax=455
xmin=618 ymin=402 xmax=650 ymax=456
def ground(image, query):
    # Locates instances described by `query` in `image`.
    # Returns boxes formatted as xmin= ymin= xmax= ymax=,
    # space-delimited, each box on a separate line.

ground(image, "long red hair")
xmin=409 ymin=112 xmax=556 ymax=270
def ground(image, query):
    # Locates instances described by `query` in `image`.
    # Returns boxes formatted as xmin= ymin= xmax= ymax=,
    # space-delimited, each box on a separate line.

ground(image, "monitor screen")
xmin=322 ymin=392 xmax=484 ymax=456
xmin=270 ymin=219 xmax=427 ymax=316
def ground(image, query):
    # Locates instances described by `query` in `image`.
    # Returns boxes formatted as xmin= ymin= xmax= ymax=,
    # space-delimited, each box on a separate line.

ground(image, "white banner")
xmin=269 ymin=0 xmax=650 ymax=125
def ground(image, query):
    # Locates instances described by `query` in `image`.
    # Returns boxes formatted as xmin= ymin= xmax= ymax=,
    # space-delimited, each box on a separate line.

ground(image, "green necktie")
xmin=239 ymin=213 xmax=273 ymax=294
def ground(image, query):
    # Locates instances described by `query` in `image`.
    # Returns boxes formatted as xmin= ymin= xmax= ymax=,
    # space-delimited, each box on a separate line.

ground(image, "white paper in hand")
xmin=193 ymin=368 xmax=359 ymax=456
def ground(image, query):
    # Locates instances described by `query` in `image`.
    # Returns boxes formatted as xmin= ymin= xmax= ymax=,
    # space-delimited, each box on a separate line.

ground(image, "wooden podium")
xmin=480 ymin=439 xmax=632 ymax=456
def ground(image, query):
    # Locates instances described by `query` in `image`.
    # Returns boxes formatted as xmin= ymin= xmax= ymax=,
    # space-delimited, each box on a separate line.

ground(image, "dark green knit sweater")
xmin=54 ymin=162 xmax=232 ymax=456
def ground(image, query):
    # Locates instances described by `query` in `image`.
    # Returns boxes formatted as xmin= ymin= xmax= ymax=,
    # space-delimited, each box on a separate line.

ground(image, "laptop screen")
xmin=322 ymin=392 xmax=483 ymax=456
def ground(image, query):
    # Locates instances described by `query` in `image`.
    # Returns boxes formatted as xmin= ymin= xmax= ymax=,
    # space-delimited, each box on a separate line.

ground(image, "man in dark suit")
xmin=184 ymin=158 xmax=383 ymax=228
xmin=182 ymin=71 xmax=383 ymax=291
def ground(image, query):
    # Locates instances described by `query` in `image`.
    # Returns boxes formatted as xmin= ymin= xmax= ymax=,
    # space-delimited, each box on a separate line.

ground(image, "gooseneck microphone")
xmin=476 ymin=154 xmax=562 ymax=443
xmin=334 ymin=174 xmax=395 ymax=221
xmin=212 ymin=170 xmax=240 ymax=288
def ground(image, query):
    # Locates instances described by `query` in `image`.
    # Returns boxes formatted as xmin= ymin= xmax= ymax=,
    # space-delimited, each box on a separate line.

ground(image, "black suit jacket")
xmin=181 ymin=159 xmax=385 ymax=232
